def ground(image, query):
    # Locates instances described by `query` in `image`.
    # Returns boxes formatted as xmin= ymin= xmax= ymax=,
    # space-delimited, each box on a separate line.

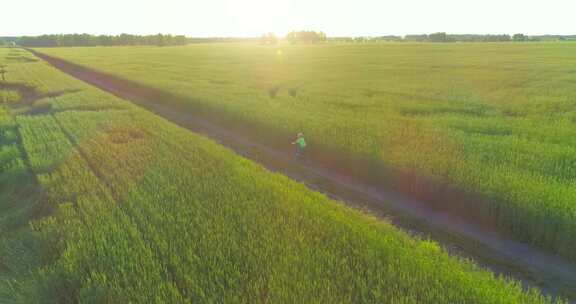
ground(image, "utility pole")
xmin=0 ymin=65 xmax=6 ymax=82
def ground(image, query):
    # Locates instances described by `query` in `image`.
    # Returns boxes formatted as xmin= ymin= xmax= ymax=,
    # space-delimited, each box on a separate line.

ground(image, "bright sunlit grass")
xmin=38 ymin=42 xmax=576 ymax=265
xmin=0 ymin=47 xmax=555 ymax=303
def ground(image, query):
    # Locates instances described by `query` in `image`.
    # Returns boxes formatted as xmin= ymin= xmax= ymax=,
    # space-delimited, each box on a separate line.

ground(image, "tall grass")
xmin=37 ymin=42 xmax=576 ymax=260
xmin=0 ymin=47 xmax=558 ymax=302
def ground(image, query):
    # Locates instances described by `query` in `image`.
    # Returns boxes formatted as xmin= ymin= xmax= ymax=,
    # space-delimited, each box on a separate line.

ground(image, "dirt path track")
xmin=29 ymin=49 xmax=576 ymax=302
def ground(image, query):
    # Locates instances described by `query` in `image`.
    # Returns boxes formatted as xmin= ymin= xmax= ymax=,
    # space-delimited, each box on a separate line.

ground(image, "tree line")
xmin=8 ymin=31 xmax=328 ymax=48
xmin=260 ymin=31 xmax=327 ymax=45
xmin=406 ymin=33 xmax=531 ymax=42
xmin=4 ymin=32 xmax=575 ymax=48
xmin=331 ymin=33 xmax=576 ymax=43
xmin=13 ymin=34 xmax=188 ymax=47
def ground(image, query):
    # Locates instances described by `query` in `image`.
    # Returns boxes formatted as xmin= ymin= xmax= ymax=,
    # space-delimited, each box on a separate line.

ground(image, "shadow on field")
xmin=0 ymin=101 xmax=51 ymax=301
xmin=0 ymin=82 xmax=39 ymax=105
xmin=0 ymin=81 xmax=82 ymax=115
xmin=5 ymin=54 xmax=38 ymax=63
xmin=29 ymin=49 xmax=576 ymax=302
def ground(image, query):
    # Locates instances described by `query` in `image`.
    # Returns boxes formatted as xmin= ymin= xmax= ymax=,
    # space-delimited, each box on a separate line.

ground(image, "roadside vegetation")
xmin=36 ymin=42 xmax=576 ymax=262
xmin=0 ymin=48 xmax=558 ymax=303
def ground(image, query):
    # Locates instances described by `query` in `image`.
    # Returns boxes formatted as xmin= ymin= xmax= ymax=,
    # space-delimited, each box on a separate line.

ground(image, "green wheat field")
xmin=1 ymin=42 xmax=575 ymax=303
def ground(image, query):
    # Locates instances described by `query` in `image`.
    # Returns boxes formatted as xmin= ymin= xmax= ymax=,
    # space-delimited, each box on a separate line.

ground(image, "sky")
xmin=2 ymin=0 xmax=575 ymax=37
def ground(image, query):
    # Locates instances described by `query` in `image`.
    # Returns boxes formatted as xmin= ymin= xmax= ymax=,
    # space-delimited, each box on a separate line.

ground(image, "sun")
xmin=226 ymin=0 xmax=293 ymax=37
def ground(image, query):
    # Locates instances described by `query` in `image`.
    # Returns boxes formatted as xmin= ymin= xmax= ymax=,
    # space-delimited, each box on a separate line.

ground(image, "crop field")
xmin=0 ymin=48 xmax=561 ymax=303
xmin=37 ymin=42 xmax=576 ymax=262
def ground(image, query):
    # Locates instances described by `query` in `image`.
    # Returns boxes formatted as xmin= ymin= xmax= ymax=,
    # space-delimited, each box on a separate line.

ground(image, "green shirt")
xmin=296 ymin=137 xmax=306 ymax=148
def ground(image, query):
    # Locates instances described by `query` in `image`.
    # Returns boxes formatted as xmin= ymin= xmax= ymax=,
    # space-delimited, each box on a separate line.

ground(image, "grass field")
xmin=37 ymin=42 xmax=576 ymax=262
xmin=0 ymin=48 xmax=560 ymax=302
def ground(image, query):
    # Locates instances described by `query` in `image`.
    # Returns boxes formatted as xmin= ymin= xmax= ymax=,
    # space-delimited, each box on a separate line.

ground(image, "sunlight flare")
xmin=226 ymin=0 xmax=293 ymax=36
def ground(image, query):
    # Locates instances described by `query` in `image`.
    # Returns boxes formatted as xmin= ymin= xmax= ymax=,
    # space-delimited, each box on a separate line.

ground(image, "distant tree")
xmin=327 ymin=37 xmax=353 ymax=43
xmin=285 ymin=32 xmax=294 ymax=44
xmin=174 ymin=35 xmax=187 ymax=45
xmin=429 ymin=32 xmax=449 ymax=42
xmin=15 ymin=33 xmax=189 ymax=47
xmin=123 ymin=33 xmax=137 ymax=45
xmin=260 ymin=33 xmax=278 ymax=45
xmin=375 ymin=35 xmax=402 ymax=42
xmin=97 ymin=35 xmax=113 ymax=46
xmin=404 ymin=34 xmax=428 ymax=42
xmin=286 ymin=31 xmax=327 ymax=44
xmin=155 ymin=34 xmax=166 ymax=46
xmin=513 ymin=33 xmax=527 ymax=41
xmin=528 ymin=36 xmax=542 ymax=42
xmin=325 ymin=33 xmax=546 ymax=43
xmin=403 ymin=33 xmax=516 ymax=43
